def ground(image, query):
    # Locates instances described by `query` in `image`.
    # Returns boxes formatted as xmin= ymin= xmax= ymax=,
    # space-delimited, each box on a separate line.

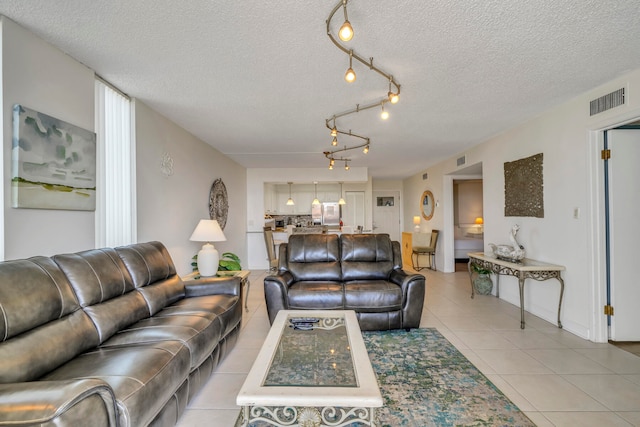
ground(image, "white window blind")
xmin=95 ymin=80 xmax=136 ymax=247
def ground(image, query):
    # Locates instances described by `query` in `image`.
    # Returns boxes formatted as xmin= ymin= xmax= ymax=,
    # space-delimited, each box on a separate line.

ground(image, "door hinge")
xmin=601 ymin=149 xmax=611 ymax=160
xmin=604 ymin=305 xmax=614 ymax=316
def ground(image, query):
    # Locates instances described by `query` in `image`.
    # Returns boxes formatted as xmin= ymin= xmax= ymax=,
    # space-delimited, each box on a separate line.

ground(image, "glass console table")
xmin=468 ymin=252 xmax=565 ymax=329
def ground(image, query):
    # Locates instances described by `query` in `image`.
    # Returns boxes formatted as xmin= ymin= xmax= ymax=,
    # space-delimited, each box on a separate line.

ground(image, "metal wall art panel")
xmin=504 ymin=153 xmax=544 ymax=218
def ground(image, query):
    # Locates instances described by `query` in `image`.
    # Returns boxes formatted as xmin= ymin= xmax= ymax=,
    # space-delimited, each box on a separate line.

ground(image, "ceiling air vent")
xmin=590 ymin=88 xmax=625 ymax=116
xmin=457 ymin=155 xmax=466 ymax=167
xmin=422 ymin=172 xmax=428 ymax=180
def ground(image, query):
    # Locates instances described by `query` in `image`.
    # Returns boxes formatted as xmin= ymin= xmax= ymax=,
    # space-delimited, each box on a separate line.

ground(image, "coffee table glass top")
xmin=263 ymin=315 xmax=356 ymax=387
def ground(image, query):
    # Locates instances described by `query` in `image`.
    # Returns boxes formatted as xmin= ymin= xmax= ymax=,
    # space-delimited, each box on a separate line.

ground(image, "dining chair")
xmin=411 ymin=229 xmax=440 ymax=271
xmin=263 ymin=227 xmax=278 ymax=271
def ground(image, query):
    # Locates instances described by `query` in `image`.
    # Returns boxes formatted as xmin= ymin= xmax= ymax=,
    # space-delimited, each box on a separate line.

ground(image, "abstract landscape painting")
xmin=12 ymin=104 xmax=96 ymax=211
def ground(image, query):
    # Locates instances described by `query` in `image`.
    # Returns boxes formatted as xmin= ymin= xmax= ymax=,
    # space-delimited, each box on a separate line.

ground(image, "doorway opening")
xmin=443 ymin=163 xmax=483 ymax=273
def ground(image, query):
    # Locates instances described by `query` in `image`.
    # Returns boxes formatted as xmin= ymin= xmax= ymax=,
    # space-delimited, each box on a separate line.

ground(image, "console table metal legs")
xmin=468 ymin=254 xmax=565 ymax=330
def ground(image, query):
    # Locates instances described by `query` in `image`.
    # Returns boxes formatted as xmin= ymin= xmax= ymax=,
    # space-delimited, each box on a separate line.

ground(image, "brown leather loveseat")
xmin=264 ymin=233 xmax=425 ymax=330
xmin=0 ymin=241 xmax=242 ymax=427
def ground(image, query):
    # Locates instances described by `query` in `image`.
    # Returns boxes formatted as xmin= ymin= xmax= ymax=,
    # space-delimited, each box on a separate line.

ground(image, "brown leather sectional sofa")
xmin=0 ymin=241 xmax=242 ymax=427
xmin=264 ymin=233 xmax=425 ymax=330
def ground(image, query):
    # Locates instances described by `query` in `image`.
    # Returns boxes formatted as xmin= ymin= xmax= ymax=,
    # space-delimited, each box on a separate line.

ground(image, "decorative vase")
xmin=474 ymin=274 xmax=493 ymax=295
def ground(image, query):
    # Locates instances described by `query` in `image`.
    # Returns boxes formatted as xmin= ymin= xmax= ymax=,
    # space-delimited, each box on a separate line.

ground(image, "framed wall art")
xmin=12 ymin=104 xmax=96 ymax=211
xmin=504 ymin=153 xmax=544 ymax=218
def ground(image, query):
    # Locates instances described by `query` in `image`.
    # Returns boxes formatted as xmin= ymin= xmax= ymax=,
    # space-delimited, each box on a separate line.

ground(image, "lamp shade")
xmin=189 ymin=220 xmax=227 ymax=276
xmin=474 ymin=217 xmax=484 ymax=225
xmin=413 ymin=216 xmax=421 ymax=225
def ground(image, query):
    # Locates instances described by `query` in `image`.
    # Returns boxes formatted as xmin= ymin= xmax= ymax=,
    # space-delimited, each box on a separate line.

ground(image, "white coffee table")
xmin=236 ymin=310 xmax=382 ymax=427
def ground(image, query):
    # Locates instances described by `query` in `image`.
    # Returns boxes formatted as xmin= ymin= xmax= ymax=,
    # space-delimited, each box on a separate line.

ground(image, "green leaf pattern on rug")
xmin=362 ymin=328 xmax=536 ymax=427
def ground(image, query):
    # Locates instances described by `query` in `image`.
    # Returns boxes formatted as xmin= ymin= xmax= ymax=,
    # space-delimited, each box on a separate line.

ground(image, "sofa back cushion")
xmin=341 ymin=234 xmax=395 ymax=281
xmin=115 ymin=241 xmax=185 ymax=315
xmin=286 ymin=234 xmax=342 ymax=282
xmin=54 ymin=248 xmax=149 ymax=343
xmin=0 ymin=257 xmax=99 ymax=382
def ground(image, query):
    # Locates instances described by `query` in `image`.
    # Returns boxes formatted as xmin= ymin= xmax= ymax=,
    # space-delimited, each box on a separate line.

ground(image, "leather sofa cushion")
xmin=343 ymin=280 xmax=403 ymax=312
xmin=0 ymin=257 xmax=79 ymax=339
xmin=162 ymin=294 xmax=241 ymax=338
xmin=287 ymin=234 xmax=341 ymax=282
xmin=341 ymin=234 xmax=395 ymax=281
xmin=287 ymin=281 xmax=344 ymax=310
xmin=101 ymin=314 xmax=223 ymax=370
xmin=54 ymin=249 xmax=151 ymax=343
xmin=0 ymin=257 xmax=100 ymax=383
xmin=116 ymin=242 xmax=177 ymax=288
xmin=44 ymin=341 xmax=190 ymax=427
xmin=117 ymin=242 xmax=186 ymax=315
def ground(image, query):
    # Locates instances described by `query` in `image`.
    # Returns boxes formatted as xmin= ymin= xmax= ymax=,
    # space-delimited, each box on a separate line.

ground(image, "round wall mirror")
xmin=420 ymin=190 xmax=435 ymax=220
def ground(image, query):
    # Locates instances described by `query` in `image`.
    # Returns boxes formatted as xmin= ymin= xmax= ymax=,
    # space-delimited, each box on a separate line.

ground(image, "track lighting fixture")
xmin=325 ymin=0 xmax=401 ymax=168
xmin=338 ymin=0 xmax=353 ymax=42
xmin=380 ymin=102 xmax=389 ymax=120
xmin=338 ymin=182 xmax=346 ymax=205
xmin=345 ymin=50 xmax=356 ymax=83
xmin=330 ymin=158 xmax=335 ymax=166
xmin=286 ymin=182 xmax=295 ymax=205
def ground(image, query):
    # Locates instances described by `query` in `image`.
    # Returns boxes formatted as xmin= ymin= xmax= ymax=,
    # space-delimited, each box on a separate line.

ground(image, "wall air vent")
xmin=590 ymin=88 xmax=625 ymax=116
xmin=457 ymin=156 xmax=466 ymax=167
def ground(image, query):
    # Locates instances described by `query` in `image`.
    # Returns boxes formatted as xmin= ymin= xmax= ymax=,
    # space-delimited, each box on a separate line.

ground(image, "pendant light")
xmin=344 ymin=50 xmax=356 ymax=83
xmin=338 ymin=182 xmax=346 ymax=205
xmin=338 ymin=0 xmax=353 ymax=42
xmin=286 ymin=182 xmax=295 ymax=205
xmin=312 ymin=182 xmax=321 ymax=206
xmin=380 ymin=102 xmax=389 ymax=120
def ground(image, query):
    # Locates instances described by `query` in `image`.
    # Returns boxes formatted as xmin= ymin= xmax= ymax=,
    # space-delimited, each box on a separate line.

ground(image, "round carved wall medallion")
xmin=209 ymin=178 xmax=229 ymax=229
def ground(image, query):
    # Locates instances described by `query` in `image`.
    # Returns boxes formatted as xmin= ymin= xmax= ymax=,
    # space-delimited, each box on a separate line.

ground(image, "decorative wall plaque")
xmin=504 ymin=153 xmax=544 ymax=218
xmin=209 ymin=178 xmax=229 ymax=229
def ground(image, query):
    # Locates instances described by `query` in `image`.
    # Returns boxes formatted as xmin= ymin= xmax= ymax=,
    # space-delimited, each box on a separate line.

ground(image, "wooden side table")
xmin=182 ymin=270 xmax=251 ymax=312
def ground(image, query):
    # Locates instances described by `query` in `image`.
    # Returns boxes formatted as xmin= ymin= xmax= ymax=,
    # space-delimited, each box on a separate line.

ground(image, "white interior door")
xmin=608 ymin=129 xmax=640 ymax=341
xmin=372 ymin=191 xmax=400 ymax=242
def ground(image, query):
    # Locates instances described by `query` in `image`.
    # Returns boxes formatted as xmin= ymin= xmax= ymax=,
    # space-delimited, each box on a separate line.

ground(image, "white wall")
xmin=404 ymin=67 xmax=640 ymax=342
xmin=135 ymin=101 xmax=246 ymax=276
xmin=2 ymin=17 xmax=96 ymax=259
xmin=1 ymin=17 xmax=248 ymax=272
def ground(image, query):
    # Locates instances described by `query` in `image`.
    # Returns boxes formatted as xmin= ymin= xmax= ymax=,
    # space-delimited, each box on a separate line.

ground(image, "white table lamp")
xmin=413 ymin=216 xmax=421 ymax=232
xmin=189 ymin=219 xmax=227 ymax=276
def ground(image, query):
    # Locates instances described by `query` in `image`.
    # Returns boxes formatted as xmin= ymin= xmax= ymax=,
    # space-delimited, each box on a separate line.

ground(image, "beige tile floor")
xmin=177 ymin=269 xmax=640 ymax=427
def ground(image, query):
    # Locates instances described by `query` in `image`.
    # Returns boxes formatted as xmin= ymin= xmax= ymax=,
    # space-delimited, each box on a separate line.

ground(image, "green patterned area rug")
xmin=363 ymin=328 xmax=535 ymax=427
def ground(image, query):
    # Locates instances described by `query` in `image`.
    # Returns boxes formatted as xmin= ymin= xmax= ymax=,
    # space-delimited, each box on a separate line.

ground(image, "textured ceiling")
xmin=2 ymin=1 xmax=640 ymax=179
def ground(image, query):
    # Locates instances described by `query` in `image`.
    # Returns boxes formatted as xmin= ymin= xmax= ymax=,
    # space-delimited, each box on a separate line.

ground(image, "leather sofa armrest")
xmin=184 ymin=276 xmax=241 ymax=297
xmin=0 ymin=379 xmax=117 ymax=426
xmin=264 ymin=271 xmax=294 ymax=324
xmin=389 ymin=269 xmax=426 ymax=329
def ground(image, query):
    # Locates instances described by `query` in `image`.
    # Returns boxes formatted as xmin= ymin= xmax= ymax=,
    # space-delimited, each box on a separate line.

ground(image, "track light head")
xmin=331 ymin=136 xmax=338 ymax=146
xmin=339 ymin=20 xmax=353 ymax=41
xmin=345 ymin=162 xmax=350 ymax=171
xmin=345 ymin=67 xmax=356 ymax=83
xmin=380 ymin=103 xmax=389 ymax=120
xmin=363 ymin=145 xmax=369 ymax=154
xmin=330 ymin=126 xmax=337 ymax=137
xmin=388 ymin=91 xmax=399 ymax=104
